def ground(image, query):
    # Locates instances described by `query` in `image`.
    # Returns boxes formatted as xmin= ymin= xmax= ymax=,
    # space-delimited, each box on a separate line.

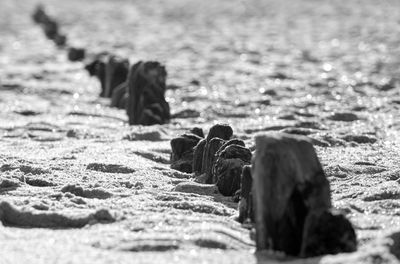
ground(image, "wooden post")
xmin=252 ymin=133 xmax=331 ymax=255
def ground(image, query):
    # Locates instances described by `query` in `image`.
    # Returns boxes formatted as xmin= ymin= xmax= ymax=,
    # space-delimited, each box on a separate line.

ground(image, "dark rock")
xmin=111 ymin=82 xmax=128 ymax=109
xmin=252 ymin=133 xmax=333 ymax=256
xmin=214 ymin=145 xmax=252 ymax=196
xmin=170 ymin=134 xmax=202 ymax=173
xmin=201 ymin=137 xmax=225 ymax=183
xmin=192 ymin=139 xmax=206 ymax=175
xmin=206 ymin=124 xmax=233 ymax=141
xmin=68 ymin=47 xmax=86 ymax=62
xmin=301 ymin=209 xmax=357 ymax=257
xmin=238 ymin=165 xmax=254 ymax=223
xmin=104 ymin=55 xmax=129 ymax=98
xmin=127 ymin=61 xmax=170 ymax=125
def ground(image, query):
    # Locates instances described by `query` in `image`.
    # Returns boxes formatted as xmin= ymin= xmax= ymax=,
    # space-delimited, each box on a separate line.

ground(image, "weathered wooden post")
xmin=214 ymin=144 xmax=251 ymax=196
xmin=110 ymin=82 xmax=128 ymax=109
xmin=238 ymin=165 xmax=254 ymax=223
xmin=252 ymin=132 xmax=356 ymax=256
xmin=170 ymin=133 xmax=203 ymax=173
xmin=126 ymin=61 xmax=170 ymax=125
xmin=68 ymin=48 xmax=86 ymax=62
xmin=200 ymin=124 xmax=233 ymax=183
xmin=104 ymin=56 xmax=129 ymax=98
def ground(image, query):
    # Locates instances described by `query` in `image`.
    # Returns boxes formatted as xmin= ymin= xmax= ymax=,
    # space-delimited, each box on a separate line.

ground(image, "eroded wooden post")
xmin=127 ymin=61 xmax=170 ymax=125
xmin=252 ymin=132 xmax=355 ymax=256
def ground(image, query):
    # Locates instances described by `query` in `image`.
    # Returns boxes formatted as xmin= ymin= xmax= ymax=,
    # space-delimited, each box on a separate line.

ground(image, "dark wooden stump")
xmin=68 ymin=48 xmax=86 ymax=62
xmin=32 ymin=5 xmax=48 ymax=24
xmin=238 ymin=165 xmax=254 ymax=223
xmin=170 ymin=133 xmax=202 ymax=173
xmin=189 ymin=127 xmax=204 ymax=138
xmin=202 ymin=138 xmax=225 ymax=183
xmin=300 ymin=209 xmax=357 ymax=257
xmin=126 ymin=61 xmax=170 ymax=125
xmin=104 ymin=56 xmax=129 ymax=98
xmin=192 ymin=139 xmax=206 ymax=175
xmin=200 ymin=124 xmax=233 ymax=182
xmin=54 ymin=34 xmax=67 ymax=47
xmin=111 ymin=82 xmax=128 ymax=109
xmin=42 ymin=19 xmax=59 ymax=40
xmin=215 ymin=139 xmax=245 ymax=158
xmin=214 ymin=144 xmax=251 ymax=196
xmin=252 ymin=133 xmax=332 ymax=255
xmin=206 ymin=124 xmax=233 ymax=141
xmin=85 ymin=55 xmax=107 ymax=97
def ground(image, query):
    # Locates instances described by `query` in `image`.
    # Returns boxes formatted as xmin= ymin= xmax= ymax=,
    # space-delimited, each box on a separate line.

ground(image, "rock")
xmin=104 ymin=55 xmax=129 ymax=98
xmin=238 ymin=165 xmax=253 ymax=223
xmin=201 ymin=138 xmax=225 ymax=183
xmin=192 ymin=139 xmax=206 ymax=175
xmin=214 ymin=144 xmax=252 ymax=196
xmin=170 ymin=133 xmax=202 ymax=173
xmin=111 ymin=82 xmax=128 ymax=109
xmin=300 ymin=209 xmax=357 ymax=257
xmin=206 ymin=124 xmax=233 ymax=141
xmin=68 ymin=47 xmax=86 ymax=62
xmin=252 ymin=132 xmax=332 ymax=256
xmin=126 ymin=61 xmax=170 ymax=125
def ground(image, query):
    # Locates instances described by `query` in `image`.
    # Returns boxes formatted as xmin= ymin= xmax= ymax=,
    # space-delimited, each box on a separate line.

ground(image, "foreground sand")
xmin=1 ymin=0 xmax=400 ymax=263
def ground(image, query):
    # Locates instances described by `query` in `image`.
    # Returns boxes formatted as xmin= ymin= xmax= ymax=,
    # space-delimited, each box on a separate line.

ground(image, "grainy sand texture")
xmin=1 ymin=0 xmax=400 ymax=263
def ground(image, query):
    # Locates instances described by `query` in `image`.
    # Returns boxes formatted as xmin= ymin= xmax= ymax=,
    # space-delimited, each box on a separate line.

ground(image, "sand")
xmin=1 ymin=0 xmax=400 ymax=263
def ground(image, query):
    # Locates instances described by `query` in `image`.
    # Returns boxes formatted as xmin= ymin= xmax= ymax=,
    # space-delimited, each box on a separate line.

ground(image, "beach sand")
xmin=1 ymin=0 xmax=400 ymax=263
